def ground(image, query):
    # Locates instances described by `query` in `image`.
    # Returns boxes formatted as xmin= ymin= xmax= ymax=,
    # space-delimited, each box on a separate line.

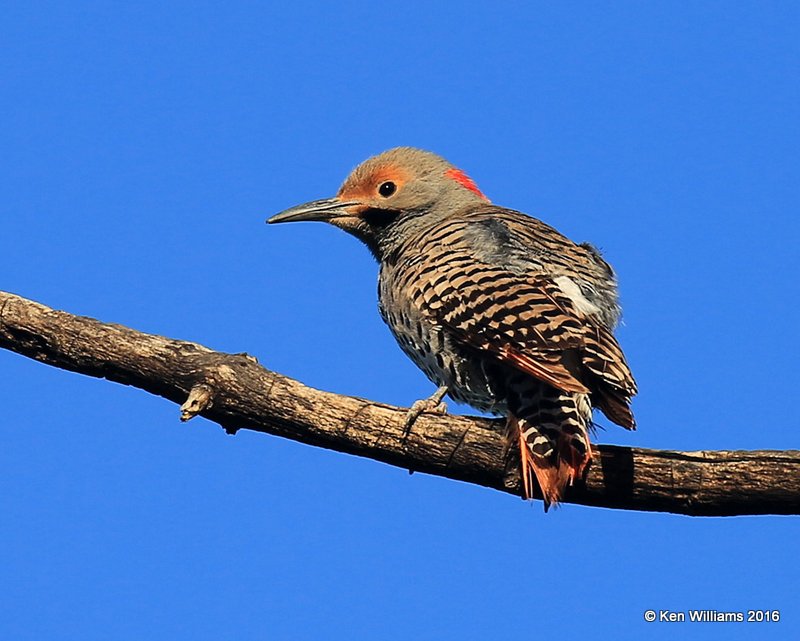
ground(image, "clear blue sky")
xmin=1 ymin=2 xmax=798 ymax=640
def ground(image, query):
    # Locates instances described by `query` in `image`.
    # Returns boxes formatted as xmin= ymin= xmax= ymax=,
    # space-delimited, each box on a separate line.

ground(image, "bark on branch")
xmin=1 ymin=290 xmax=797 ymax=517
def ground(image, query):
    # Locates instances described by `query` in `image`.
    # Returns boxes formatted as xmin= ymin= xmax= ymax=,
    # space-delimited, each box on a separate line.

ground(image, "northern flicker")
xmin=268 ymin=147 xmax=637 ymax=508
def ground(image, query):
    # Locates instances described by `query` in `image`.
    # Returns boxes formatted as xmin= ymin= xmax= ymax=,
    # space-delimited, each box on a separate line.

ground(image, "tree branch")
xmin=1 ymin=290 xmax=797 ymax=516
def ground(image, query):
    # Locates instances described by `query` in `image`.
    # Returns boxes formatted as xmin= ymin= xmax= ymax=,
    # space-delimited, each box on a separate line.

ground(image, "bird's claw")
xmin=403 ymin=386 xmax=449 ymax=437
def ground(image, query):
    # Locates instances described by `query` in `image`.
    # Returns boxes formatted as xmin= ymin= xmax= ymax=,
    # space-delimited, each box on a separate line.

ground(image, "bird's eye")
xmin=378 ymin=181 xmax=397 ymax=198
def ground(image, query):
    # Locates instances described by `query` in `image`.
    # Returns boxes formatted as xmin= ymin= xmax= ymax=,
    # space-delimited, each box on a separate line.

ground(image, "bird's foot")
xmin=403 ymin=385 xmax=448 ymax=437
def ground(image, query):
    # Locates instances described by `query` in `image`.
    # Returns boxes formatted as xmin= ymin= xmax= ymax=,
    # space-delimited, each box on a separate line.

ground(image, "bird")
xmin=268 ymin=147 xmax=637 ymax=508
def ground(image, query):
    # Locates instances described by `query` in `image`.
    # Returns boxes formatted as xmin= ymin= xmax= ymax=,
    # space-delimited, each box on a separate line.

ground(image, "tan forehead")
xmin=337 ymin=163 xmax=412 ymax=200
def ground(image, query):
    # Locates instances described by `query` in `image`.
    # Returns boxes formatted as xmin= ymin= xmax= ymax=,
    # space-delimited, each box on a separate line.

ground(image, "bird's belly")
xmin=382 ymin=307 xmax=505 ymax=413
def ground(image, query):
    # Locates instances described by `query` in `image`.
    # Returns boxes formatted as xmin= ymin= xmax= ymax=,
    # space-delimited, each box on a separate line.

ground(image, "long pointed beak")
xmin=267 ymin=198 xmax=360 ymax=225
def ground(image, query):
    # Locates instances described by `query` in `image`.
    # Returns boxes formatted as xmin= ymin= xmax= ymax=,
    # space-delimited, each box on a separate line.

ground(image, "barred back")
xmin=378 ymin=204 xmax=637 ymax=504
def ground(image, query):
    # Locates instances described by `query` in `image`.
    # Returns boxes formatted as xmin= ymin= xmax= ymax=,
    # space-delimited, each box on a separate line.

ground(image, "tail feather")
xmin=508 ymin=393 xmax=593 ymax=509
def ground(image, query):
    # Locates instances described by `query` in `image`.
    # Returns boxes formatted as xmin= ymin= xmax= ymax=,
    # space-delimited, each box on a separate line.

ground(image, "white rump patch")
xmin=554 ymin=276 xmax=601 ymax=316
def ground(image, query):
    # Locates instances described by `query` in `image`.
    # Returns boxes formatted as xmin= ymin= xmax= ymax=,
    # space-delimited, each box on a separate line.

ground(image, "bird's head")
xmin=267 ymin=147 xmax=489 ymax=258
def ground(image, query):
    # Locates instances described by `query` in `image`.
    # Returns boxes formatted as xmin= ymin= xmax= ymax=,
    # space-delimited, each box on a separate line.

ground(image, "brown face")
xmin=335 ymin=162 xmax=412 ymax=214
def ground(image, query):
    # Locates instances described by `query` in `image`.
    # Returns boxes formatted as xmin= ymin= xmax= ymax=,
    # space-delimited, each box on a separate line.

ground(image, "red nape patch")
xmin=445 ymin=168 xmax=489 ymax=201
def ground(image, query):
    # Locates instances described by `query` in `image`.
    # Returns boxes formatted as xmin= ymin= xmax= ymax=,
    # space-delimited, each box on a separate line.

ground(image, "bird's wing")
xmin=418 ymin=259 xmax=592 ymax=394
xmin=413 ymin=207 xmax=637 ymax=425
